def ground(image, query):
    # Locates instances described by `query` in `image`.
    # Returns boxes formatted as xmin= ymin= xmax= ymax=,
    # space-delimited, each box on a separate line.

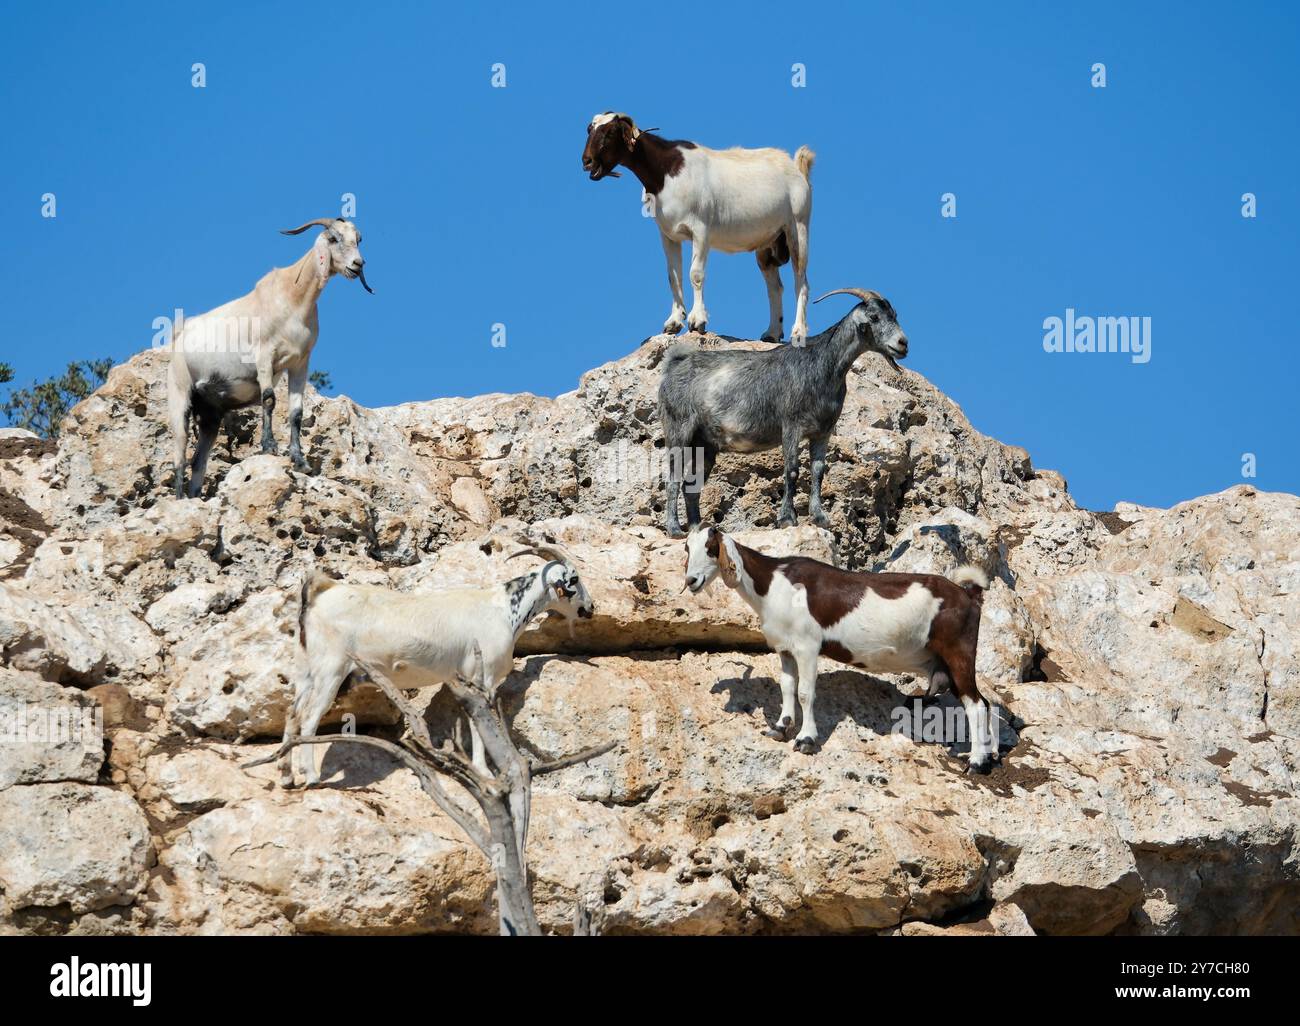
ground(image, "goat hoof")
xmin=966 ymin=759 xmax=992 ymax=776
xmin=665 ymin=524 xmax=686 ymax=539
xmin=761 ymin=332 xmax=779 ymax=344
xmin=793 ymin=737 xmax=816 ymax=755
xmin=290 ymin=453 xmax=309 ymax=471
xmin=762 ymin=724 xmax=791 ymax=741
xmin=663 ymin=320 xmax=684 ymax=335
xmin=811 ymin=512 xmax=831 ymax=528
xmin=776 ymin=515 xmax=797 ymax=529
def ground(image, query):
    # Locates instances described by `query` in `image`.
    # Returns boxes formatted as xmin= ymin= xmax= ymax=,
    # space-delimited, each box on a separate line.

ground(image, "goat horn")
xmin=280 ymin=218 xmax=343 ymax=236
xmin=507 ymin=542 xmax=581 ymax=568
xmin=813 ymin=288 xmax=882 ymax=305
xmin=506 ymin=543 xmax=579 ymax=569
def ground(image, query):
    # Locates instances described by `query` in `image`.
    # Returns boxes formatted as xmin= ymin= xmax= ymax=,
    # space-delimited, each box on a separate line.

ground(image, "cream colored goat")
xmin=281 ymin=544 xmax=594 ymax=787
xmin=166 ymin=217 xmax=372 ymax=499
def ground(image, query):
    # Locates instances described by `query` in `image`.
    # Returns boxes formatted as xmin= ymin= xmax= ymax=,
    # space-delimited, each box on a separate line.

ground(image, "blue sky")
xmin=3 ymin=0 xmax=1296 ymax=510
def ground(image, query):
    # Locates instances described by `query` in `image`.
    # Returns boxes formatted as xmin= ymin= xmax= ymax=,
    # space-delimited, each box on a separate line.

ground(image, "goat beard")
xmin=544 ymin=609 xmax=577 ymax=640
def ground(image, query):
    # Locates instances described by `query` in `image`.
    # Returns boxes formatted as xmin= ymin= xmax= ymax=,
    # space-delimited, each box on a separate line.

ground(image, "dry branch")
xmin=244 ymin=642 xmax=618 ymax=935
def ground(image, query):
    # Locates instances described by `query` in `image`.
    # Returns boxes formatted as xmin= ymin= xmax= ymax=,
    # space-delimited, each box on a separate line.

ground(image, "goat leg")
xmin=664 ymin=443 xmax=686 ymax=538
xmin=286 ymin=365 xmax=309 ymax=470
xmin=170 ymin=402 xmax=189 ymax=500
xmin=661 ymin=236 xmax=686 ymax=335
xmin=259 ymin=387 xmax=278 ymax=455
xmin=757 ymin=246 xmax=784 ymax=343
xmin=188 ymin=420 xmax=219 ymax=500
xmin=791 ymin=648 xmax=819 ymax=753
xmin=686 ymin=232 xmax=710 ymax=334
xmin=788 ymin=220 xmax=811 ymax=345
xmin=681 ymin=443 xmax=713 ymax=532
xmin=807 ymin=436 xmax=831 ymax=528
xmin=666 ymin=437 xmax=709 ymax=537
xmin=762 ymin=651 xmax=799 ymax=740
xmin=776 ymin=432 xmax=800 ymax=527
xmin=173 ymin=443 xmax=187 ymax=501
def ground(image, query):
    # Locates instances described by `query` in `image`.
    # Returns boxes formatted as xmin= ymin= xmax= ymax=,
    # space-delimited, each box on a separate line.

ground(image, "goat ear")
xmin=620 ymin=119 xmax=638 ymax=151
xmin=312 ymin=234 xmax=331 ymax=284
xmin=718 ymin=538 xmax=740 ymax=588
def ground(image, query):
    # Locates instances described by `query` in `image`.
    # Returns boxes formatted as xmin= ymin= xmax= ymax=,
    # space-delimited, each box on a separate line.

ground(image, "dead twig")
xmin=244 ymin=642 xmax=617 ymax=935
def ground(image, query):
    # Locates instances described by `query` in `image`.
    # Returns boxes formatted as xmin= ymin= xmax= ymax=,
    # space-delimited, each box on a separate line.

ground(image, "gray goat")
xmin=657 ymin=288 xmax=908 ymax=537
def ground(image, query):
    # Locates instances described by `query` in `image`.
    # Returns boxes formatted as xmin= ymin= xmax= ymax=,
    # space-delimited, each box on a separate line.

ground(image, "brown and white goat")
xmin=684 ymin=527 xmax=998 ymax=772
xmin=582 ymin=112 xmax=815 ymax=343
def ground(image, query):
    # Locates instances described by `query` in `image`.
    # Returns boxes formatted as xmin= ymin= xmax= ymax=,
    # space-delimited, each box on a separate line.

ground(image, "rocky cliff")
xmin=1 ymin=335 xmax=1296 ymax=935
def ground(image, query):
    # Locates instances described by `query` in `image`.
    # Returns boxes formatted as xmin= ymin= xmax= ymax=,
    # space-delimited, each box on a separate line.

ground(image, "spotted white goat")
xmin=281 ymin=543 xmax=593 ymax=788
xmin=167 ymin=218 xmax=372 ymax=499
xmin=582 ymin=112 xmax=815 ymax=343
xmin=683 ymin=527 xmax=998 ymax=772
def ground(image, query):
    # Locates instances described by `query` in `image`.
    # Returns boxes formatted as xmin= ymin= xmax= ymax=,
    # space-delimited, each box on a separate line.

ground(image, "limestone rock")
xmin=0 ymin=669 xmax=104 ymax=788
xmin=0 ymin=782 xmax=152 ymax=914
xmin=0 ymin=338 xmax=1293 ymax=935
xmin=0 ymin=582 xmax=109 ymax=683
xmin=163 ymin=587 xmax=399 ymax=741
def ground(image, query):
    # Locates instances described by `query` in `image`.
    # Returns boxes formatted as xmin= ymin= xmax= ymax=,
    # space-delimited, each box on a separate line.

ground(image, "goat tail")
xmin=794 ymin=145 xmax=816 ymax=180
xmin=661 ymin=342 xmax=696 ymax=370
xmin=298 ymin=570 xmax=337 ymax=648
xmin=950 ymin=565 xmax=989 ymax=600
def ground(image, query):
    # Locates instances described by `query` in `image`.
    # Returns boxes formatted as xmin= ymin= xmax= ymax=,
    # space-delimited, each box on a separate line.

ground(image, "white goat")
xmin=166 ymin=217 xmax=372 ymax=499
xmin=281 ymin=543 xmax=594 ymax=788
xmin=582 ymin=112 xmax=815 ymax=344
